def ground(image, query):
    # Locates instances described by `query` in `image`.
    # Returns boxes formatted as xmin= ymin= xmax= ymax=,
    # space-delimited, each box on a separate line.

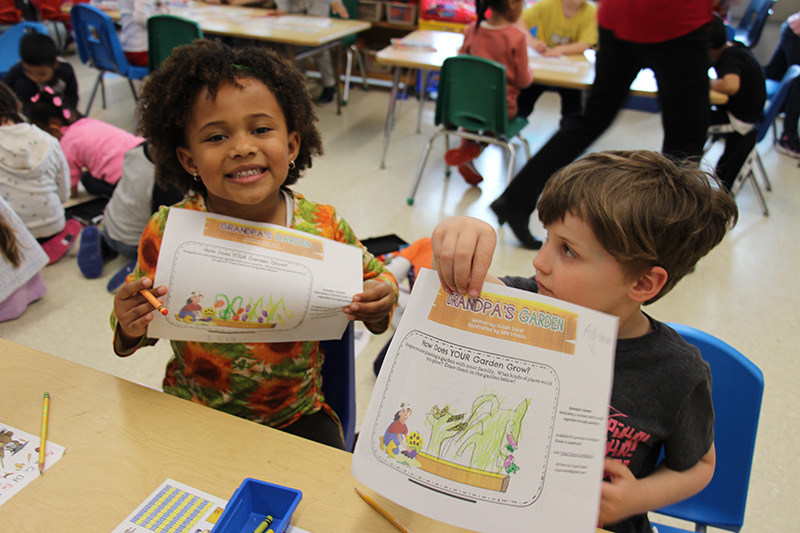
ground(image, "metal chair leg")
xmin=128 ymin=79 xmax=138 ymax=102
xmin=343 ymin=49 xmax=353 ymax=105
xmin=408 ymin=131 xmax=446 ymax=205
xmin=748 ymin=170 xmax=769 ymax=216
xmin=504 ymin=143 xmax=517 ymax=186
xmin=100 ymin=75 xmax=106 ymax=110
xmin=351 ymin=44 xmax=368 ymax=90
xmin=755 ymin=150 xmax=771 ymax=191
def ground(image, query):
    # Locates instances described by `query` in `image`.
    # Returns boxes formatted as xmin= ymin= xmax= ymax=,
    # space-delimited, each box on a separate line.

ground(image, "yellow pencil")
xmin=355 ymin=487 xmax=410 ymax=533
xmin=140 ymin=289 xmax=168 ymax=315
xmin=39 ymin=392 xmax=49 ymax=475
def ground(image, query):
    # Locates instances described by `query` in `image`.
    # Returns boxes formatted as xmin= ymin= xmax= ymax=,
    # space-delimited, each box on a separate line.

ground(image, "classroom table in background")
xmin=67 ymin=1 xmax=371 ymax=114
xmin=376 ymin=30 xmax=729 ymax=168
xmin=0 ymin=340 xmax=610 ymax=532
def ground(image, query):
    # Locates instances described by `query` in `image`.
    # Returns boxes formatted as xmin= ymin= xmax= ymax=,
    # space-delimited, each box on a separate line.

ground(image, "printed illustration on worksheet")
xmin=0 ymin=423 xmax=65 ymax=507
xmin=379 ymin=393 xmax=530 ymax=493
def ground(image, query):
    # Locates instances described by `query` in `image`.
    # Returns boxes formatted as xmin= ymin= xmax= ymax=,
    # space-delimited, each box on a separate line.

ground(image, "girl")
xmin=444 ymin=0 xmax=533 ymax=185
xmin=112 ymin=40 xmax=398 ymax=450
xmin=0 ymin=81 xmax=78 ymax=263
xmin=0 ymin=195 xmax=49 ymax=322
xmin=27 ymin=87 xmax=144 ymax=199
xmin=119 ymin=0 xmax=168 ymax=67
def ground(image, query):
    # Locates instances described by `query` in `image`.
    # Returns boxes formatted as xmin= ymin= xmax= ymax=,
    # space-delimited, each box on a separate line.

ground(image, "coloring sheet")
xmin=113 ymin=478 xmax=311 ymax=533
xmin=0 ymin=423 xmax=65 ymax=506
xmin=352 ymin=269 xmax=617 ymax=533
xmin=148 ymin=208 xmax=363 ymax=343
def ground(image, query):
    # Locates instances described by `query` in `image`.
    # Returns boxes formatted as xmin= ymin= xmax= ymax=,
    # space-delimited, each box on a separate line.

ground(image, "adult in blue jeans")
xmin=764 ymin=11 xmax=800 ymax=158
xmin=490 ymin=0 xmax=713 ymax=249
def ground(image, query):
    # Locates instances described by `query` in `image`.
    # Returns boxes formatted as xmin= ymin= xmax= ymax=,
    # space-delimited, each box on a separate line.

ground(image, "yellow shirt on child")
xmin=521 ymin=0 xmax=597 ymax=49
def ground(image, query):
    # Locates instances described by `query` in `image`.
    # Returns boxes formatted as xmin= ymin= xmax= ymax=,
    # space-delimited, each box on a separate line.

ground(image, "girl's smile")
xmin=177 ymin=77 xmax=300 ymax=224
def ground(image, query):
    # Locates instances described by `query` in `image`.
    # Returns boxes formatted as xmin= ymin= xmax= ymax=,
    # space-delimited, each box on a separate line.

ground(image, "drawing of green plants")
xmin=212 ymin=294 xmax=294 ymax=324
xmin=425 ymin=390 xmax=529 ymax=476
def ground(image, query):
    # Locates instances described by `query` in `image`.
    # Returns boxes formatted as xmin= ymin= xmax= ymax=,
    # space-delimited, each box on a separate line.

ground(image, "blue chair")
xmin=70 ymin=3 xmax=149 ymax=115
xmin=733 ymin=0 xmax=775 ymax=49
xmin=408 ymin=55 xmax=531 ymax=205
xmin=320 ymin=322 xmax=356 ymax=451
xmin=651 ymin=323 xmax=764 ymax=533
xmin=0 ymin=21 xmax=49 ymax=78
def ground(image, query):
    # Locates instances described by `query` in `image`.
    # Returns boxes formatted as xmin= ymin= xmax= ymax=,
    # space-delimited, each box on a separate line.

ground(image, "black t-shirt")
xmin=3 ymin=61 xmax=79 ymax=114
xmin=500 ymin=276 xmax=714 ymax=533
xmin=714 ymin=42 xmax=766 ymax=124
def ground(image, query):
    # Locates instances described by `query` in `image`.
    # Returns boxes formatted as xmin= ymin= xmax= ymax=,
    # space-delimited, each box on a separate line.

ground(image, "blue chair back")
xmin=70 ymin=3 xmax=147 ymax=79
xmin=320 ymin=322 xmax=356 ymax=451
xmin=0 ymin=21 xmax=49 ymax=78
xmin=734 ymin=0 xmax=774 ymax=48
xmin=655 ymin=323 xmax=764 ymax=532
xmin=757 ymin=64 xmax=800 ymax=143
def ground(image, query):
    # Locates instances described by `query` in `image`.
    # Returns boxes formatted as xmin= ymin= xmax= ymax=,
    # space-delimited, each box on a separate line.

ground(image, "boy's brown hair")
xmin=537 ymin=150 xmax=738 ymax=303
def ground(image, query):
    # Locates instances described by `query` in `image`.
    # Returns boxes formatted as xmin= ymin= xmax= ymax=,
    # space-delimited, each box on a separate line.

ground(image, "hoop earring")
xmin=288 ymin=160 xmax=296 ymax=170
xmin=193 ymin=173 xmax=201 ymax=182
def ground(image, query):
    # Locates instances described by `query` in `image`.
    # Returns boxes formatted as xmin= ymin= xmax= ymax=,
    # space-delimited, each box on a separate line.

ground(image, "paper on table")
xmin=112 ymin=479 xmax=312 ymax=533
xmin=352 ymin=269 xmax=617 ymax=533
xmin=0 ymin=423 xmax=65 ymax=506
xmin=147 ymin=208 xmax=363 ymax=343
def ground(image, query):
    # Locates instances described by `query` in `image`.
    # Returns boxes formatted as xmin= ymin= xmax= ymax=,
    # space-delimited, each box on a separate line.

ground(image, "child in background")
xmin=708 ymin=13 xmax=766 ymax=191
xmin=0 ymin=195 xmax=49 ymax=322
xmin=3 ymin=32 xmax=78 ymax=115
xmin=77 ymin=141 xmax=184 ymax=289
xmin=274 ymin=0 xmax=349 ymax=105
xmin=0 ymin=81 xmax=78 ymax=264
xmin=112 ymin=40 xmax=398 ymax=450
xmin=119 ymin=0 xmax=168 ymax=67
xmin=444 ymin=0 xmax=533 ymax=185
xmin=27 ymin=87 xmax=145 ymax=198
xmin=764 ymin=10 xmax=800 ymax=158
xmin=431 ymin=151 xmax=739 ymax=533
xmin=515 ymin=0 xmax=596 ymax=124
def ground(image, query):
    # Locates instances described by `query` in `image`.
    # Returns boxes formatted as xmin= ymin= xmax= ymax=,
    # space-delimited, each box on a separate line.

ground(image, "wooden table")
xmin=74 ymin=1 xmax=371 ymax=113
xmin=0 ymin=340 xmax=609 ymax=532
xmin=376 ymin=30 xmax=728 ymax=167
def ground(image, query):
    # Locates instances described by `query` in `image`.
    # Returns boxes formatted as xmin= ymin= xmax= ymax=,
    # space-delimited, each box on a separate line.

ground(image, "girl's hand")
xmin=114 ymin=278 xmax=167 ymax=345
xmin=598 ymin=458 xmax=645 ymax=526
xmin=431 ymin=216 xmax=497 ymax=298
xmin=344 ymin=280 xmax=394 ymax=326
xmin=531 ymin=39 xmax=548 ymax=54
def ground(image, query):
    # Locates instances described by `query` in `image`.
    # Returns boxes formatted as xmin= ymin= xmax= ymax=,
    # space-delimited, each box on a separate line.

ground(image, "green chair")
xmin=331 ymin=0 xmax=367 ymax=105
xmin=407 ymin=55 xmax=530 ymax=205
xmin=147 ymin=14 xmax=203 ymax=73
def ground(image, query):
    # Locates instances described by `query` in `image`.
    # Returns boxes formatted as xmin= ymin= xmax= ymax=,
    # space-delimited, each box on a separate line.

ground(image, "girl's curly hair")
xmin=136 ymin=39 xmax=323 ymax=194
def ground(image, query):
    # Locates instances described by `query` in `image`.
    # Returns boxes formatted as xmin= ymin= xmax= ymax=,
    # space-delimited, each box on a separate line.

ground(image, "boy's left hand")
xmin=598 ymin=458 xmax=646 ymax=526
xmin=344 ymin=280 xmax=394 ymax=326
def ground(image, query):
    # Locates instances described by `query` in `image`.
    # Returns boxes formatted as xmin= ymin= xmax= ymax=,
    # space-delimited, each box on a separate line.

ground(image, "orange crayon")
xmin=140 ymin=289 xmax=168 ymax=315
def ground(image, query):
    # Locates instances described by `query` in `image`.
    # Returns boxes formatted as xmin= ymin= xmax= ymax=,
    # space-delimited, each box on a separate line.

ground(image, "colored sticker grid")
xmin=131 ymin=484 xmax=215 ymax=533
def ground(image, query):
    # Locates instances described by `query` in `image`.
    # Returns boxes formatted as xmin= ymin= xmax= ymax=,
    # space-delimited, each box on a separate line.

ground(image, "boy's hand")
xmin=599 ymin=458 xmax=646 ymax=526
xmin=114 ymin=278 xmax=167 ymax=345
xmin=531 ymin=38 xmax=548 ymax=54
xmin=344 ymin=280 xmax=394 ymax=327
xmin=431 ymin=216 xmax=497 ymax=298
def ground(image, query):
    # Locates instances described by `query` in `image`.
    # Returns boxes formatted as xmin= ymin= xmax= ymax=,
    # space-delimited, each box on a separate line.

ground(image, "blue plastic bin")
xmin=211 ymin=478 xmax=302 ymax=533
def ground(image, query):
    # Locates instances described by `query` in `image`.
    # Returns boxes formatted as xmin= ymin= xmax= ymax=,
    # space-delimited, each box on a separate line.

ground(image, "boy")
xmin=708 ymin=13 xmax=766 ymax=191
xmin=431 ymin=151 xmax=739 ymax=533
xmin=3 ymin=32 xmax=79 ymax=114
xmin=515 ymin=0 xmax=597 ymax=123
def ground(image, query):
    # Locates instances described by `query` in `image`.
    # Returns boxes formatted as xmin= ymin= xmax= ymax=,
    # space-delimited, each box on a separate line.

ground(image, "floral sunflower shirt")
xmin=111 ymin=191 xmax=398 ymax=430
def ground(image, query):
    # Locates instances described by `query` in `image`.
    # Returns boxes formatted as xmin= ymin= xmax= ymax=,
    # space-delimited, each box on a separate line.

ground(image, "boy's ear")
xmin=629 ymin=266 xmax=668 ymax=304
xmin=176 ymin=146 xmax=198 ymax=176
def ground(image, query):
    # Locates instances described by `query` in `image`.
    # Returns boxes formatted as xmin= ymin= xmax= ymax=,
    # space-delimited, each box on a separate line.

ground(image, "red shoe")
xmin=41 ymin=219 xmax=82 ymax=265
xmin=445 ymin=140 xmax=482 ymax=167
xmin=458 ymin=161 xmax=484 ymax=186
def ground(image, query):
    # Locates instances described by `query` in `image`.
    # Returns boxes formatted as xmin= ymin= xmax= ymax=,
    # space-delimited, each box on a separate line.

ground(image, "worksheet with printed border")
xmin=148 ymin=208 xmax=362 ymax=343
xmin=352 ymin=269 xmax=617 ymax=533
xmin=0 ymin=423 xmax=65 ymax=507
